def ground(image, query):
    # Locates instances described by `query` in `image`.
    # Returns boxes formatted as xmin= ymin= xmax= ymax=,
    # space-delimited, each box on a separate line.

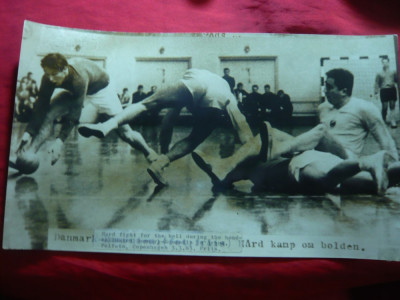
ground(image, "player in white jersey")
xmin=193 ymin=68 xmax=399 ymax=195
xmin=79 ymin=69 xmax=323 ymax=186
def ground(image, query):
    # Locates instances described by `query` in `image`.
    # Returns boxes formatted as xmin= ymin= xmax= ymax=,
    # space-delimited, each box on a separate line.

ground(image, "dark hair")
xmin=138 ymin=85 xmax=144 ymax=89
xmin=252 ymin=84 xmax=259 ymax=89
xmin=41 ymin=53 xmax=68 ymax=71
xmin=237 ymin=82 xmax=243 ymax=87
xmin=123 ymin=88 xmax=128 ymax=92
xmin=326 ymin=68 xmax=354 ymax=96
xmin=224 ymin=68 xmax=230 ymax=72
xmin=382 ymin=56 xmax=390 ymax=62
xmin=277 ymin=90 xmax=284 ymax=96
xmin=264 ymin=84 xmax=270 ymax=89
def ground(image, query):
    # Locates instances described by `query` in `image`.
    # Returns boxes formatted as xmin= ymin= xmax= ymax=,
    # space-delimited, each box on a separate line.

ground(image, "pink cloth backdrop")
xmin=1 ymin=1 xmax=400 ymax=299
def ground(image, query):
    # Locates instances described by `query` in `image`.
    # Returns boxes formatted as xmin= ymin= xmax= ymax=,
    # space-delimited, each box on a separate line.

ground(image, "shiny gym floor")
xmin=3 ymin=121 xmax=400 ymax=258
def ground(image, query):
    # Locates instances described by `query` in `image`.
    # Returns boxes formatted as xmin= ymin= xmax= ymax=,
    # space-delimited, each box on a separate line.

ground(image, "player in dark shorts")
xmin=375 ymin=57 xmax=399 ymax=128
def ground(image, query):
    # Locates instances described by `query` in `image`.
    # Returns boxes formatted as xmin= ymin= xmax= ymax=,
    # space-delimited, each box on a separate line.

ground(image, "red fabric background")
xmin=1 ymin=0 xmax=400 ymax=299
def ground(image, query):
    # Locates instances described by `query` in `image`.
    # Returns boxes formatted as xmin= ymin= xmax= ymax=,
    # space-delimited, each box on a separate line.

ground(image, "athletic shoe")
xmin=359 ymin=150 xmax=394 ymax=195
xmin=147 ymin=154 xmax=170 ymax=186
xmin=191 ymin=151 xmax=222 ymax=187
xmin=78 ymin=119 xmax=118 ymax=138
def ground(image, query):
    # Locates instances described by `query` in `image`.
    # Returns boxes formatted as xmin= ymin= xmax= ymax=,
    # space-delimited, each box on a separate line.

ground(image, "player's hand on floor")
xmin=49 ymin=138 xmax=63 ymax=165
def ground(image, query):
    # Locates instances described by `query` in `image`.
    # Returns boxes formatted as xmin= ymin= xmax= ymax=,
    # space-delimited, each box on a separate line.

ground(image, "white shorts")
xmin=289 ymin=150 xmax=343 ymax=182
xmin=80 ymin=82 xmax=123 ymax=123
xmin=181 ymin=69 xmax=234 ymax=110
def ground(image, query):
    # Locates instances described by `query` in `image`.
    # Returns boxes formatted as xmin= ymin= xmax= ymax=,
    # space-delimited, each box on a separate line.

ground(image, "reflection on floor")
xmin=3 ymin=122 xmax=400 ymax=253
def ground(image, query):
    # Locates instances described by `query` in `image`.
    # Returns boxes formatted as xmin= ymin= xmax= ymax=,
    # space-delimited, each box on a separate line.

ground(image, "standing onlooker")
xmin=374 ymin=57 xmax=398 ymax=128
xmin=222 ymin=68 xmax=235 ymax=93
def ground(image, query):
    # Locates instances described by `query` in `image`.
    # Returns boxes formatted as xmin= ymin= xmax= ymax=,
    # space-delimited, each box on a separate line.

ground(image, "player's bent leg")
xmin=279 ymin=124 xmax=326 ymax=156
xmin=113 ymin=82 xmax=191 ymax=127
xmin=359 ymin=151 xmax=395 ymax=195
xmin=148 ymin=107 xmax=220 ymax=186
xmin=159 ymin=108 xmax=182 ymax=154
xmin=314 ymin=131 xmax=349 ymax=159
xmin=147 ymin=154 xmax=170 ymax=186
xmin=30 ymin=91 xmax=75 ymax=153
xmin=389 ymin=100 xmax=397 ymax=128
xmin=116 ymin=124 xmax=160 ymax=163
xmin=191 ymin=122 xmax=270 ymax=187
xmin=381 ymin=101 xmax=388 ymax=123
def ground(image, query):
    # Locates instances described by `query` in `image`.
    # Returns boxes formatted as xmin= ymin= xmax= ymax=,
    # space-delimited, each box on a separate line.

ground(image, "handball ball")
xmin=16 ymin=151 xmax=40 ymax=174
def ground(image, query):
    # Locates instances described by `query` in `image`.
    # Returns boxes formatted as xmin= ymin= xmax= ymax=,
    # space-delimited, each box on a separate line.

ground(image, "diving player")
xmin=15 ymin=53 xmax=158 ymax=173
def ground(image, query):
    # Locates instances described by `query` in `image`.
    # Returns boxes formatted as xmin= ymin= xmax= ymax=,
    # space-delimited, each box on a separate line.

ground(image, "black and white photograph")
xmin=3 ymin=21 xmax=400 ymax=260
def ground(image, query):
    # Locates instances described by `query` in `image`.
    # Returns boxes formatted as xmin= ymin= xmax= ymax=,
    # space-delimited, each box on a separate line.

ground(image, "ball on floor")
xmin=15 ymin=151 xmax=40 ymax=174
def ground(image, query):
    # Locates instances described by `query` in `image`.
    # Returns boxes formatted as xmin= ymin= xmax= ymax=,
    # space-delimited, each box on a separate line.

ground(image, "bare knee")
xmin=300 ymin=164 xmax=325 ymax=183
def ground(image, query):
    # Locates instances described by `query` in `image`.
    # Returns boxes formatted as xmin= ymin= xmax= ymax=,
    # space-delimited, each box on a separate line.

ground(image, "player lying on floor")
xmin=192 ymin=68 xmax=399 ymax=195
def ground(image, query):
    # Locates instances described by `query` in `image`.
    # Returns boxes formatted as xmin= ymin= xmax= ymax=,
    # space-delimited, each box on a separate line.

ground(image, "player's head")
xmin=382 ymin=57 xmax=390 ymax=68
xmin=252 ymin=84 xmax=259 ymax=92
xmin=224 ymin=68 xmax=230 ymax=76
xmin=137 ymin=85 xmax=144 ymax=92
xmin=325 ymin=69 xmax=353 ymax=107
xmin=237 ymin=82 xmax=243 ymax=89
xmin=264 ymin=84 xmax=271 ymax=93
xmin=151 ymin=85 xmax=157 ymax=92
xmin=277 ymin=90 xmax=284 ymax=97
xmin=41 ymin=53 xmax=69 ymax=86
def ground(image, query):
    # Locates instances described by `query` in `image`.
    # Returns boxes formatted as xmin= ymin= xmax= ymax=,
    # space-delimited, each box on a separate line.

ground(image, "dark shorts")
xmin=380 ymin=87 xmax=398 ymax=102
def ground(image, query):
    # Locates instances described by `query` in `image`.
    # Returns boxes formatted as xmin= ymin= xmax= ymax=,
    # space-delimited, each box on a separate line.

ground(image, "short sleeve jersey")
xmin=318 ymin=97 xmax=389 ymax=156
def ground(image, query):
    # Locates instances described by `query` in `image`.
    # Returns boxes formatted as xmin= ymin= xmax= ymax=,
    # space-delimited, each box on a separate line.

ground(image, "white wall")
xmin=18 ymin=21 xmax=398 ymax=113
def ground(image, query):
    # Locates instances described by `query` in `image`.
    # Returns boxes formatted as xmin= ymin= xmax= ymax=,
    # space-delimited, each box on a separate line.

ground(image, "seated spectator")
xmin=234 ymin=82 xmax=249 ymax=110
xmin=15 ymin=77 xmax=35 ymax=122
xmin=132 ymin=85 xmax=147 ymax=103
xmin=118 ymin=88 xmax=131 ymax=108
xmin=242 ymin=84 xmax=263 ymax=131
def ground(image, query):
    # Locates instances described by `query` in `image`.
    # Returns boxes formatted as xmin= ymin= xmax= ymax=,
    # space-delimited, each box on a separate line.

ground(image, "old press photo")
xmin=3 ymin=21 xmax=400 ymax=260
